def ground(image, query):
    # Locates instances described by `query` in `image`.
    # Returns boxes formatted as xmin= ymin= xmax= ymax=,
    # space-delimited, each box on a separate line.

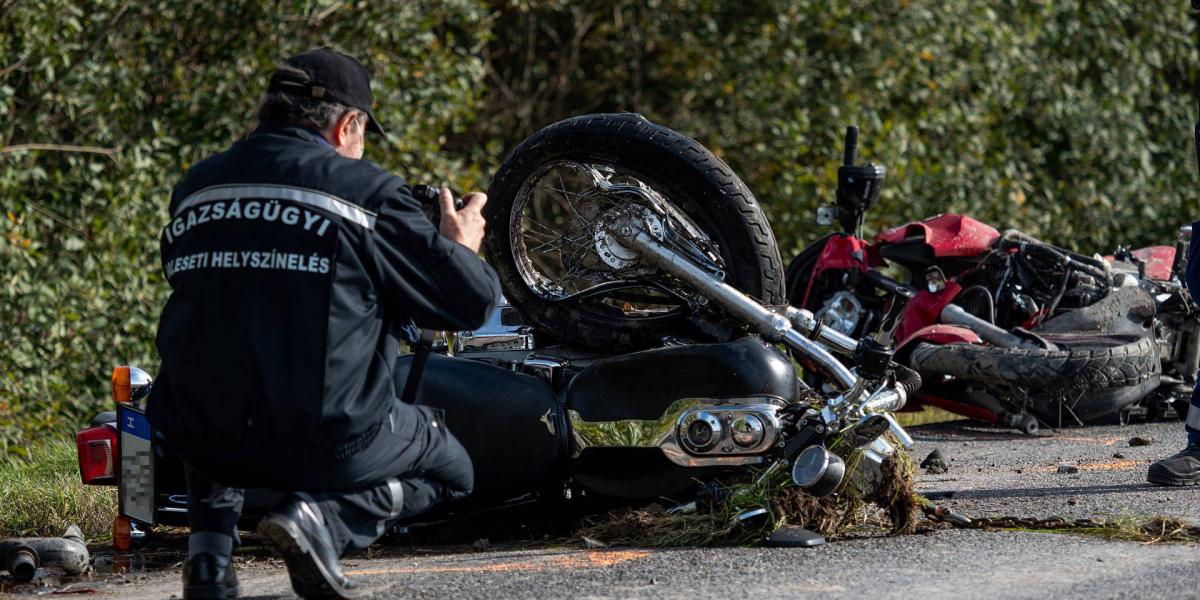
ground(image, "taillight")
xmin=76 ymin=424 xmax=118 ymax=485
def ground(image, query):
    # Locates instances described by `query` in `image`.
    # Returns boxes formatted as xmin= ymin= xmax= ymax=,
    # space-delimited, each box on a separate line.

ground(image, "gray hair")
xmin=256 ymin=65 xmax=362 ymax=132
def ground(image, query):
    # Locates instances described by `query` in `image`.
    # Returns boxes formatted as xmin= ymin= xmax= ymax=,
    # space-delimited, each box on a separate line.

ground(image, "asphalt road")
xmin=5 ymin=420 xmax=1199 ymax=599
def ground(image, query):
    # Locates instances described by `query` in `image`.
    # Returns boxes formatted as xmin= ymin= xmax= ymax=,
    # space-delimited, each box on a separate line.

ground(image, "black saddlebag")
xmin=394 ymin=354 xmax=568 ymax=503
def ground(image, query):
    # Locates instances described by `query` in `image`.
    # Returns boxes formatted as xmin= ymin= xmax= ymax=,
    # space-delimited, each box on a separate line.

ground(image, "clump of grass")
xmin=979 ymin=515 xmax=1200 ymax=544
xmin=578 ymin=444 xmax=919 ymax=547
xmin=0 ymin=437 xmax=117 ymax=541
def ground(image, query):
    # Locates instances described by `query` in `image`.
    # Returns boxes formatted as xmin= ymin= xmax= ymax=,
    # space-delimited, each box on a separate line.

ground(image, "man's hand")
xmin=438 ymin=187 xmax=487 ymax=253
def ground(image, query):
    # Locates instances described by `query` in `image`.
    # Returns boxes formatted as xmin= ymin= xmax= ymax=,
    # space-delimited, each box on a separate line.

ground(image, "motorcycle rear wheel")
xmin=907 ymin=333 xmax=1161 ymax=424
xmin=908 ymin=334 xmax=1159 ymax=389
xmin=485 ymin=113 xmax=785 ymax=351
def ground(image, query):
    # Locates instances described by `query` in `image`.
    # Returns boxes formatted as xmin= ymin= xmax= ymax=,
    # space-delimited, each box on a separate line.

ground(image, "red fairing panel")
xmin=893 ymin=282 xmax=963 ymax=344
xmin=814 ymin=234 xmax=871 ymax=273
xmin=874 ymin=214 xmax=1001 ymax=258
xmin=801 ymin=234 xmax=877 ymax=306
xmin=1103 ymin=246 xmax=1176 ymax=281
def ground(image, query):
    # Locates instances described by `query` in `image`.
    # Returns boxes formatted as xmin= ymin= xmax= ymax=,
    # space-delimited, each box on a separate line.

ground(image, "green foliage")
xmin=2 ymin=0 xmax=1196 ymax=457
xmin=0 ymin=0 xmax=490 ymax=458
xmin=472 ymin=0 xmax=1198 ymax=256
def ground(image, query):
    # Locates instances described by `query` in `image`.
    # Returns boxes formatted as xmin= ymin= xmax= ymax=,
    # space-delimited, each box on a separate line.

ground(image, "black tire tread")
xmin=907 ymin=335 xmax=1160 ymax=390
xmin=485 ymin=113 xmax=784 ymax=350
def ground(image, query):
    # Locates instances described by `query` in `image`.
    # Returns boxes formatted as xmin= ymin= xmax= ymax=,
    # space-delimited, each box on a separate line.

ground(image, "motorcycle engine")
xmin=815 ymin=290 xmax=864 ymax=336
xmin=675 ymin=404 xmax=781 ymax=457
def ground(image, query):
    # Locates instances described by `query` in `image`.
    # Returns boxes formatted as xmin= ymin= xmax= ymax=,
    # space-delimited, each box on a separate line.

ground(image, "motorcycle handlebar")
xmin=843 ymin=126 xmax=859 ymax=166
xmin=999 ymin=230 xmax=1110 ymax=283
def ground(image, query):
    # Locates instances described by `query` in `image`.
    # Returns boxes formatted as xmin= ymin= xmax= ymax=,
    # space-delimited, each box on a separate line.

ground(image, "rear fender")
xmin=1104 ymin=245 xmax=1176 ymax=281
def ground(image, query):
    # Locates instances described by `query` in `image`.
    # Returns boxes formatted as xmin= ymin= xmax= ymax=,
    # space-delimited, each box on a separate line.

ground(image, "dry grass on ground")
xmin=0 ymin=438 xmax=117 ymax=541
xmin=578 ymin=446 xmax=919 ymax=547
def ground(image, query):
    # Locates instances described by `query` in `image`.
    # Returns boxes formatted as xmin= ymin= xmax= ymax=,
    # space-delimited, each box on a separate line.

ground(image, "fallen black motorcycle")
xmin=77 ymin=114 xmax=919 ymax=544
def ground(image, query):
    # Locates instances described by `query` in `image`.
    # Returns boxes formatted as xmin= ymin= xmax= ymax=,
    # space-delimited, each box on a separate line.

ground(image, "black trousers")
xmin=182 ymin=399 xmax=473 ymax=556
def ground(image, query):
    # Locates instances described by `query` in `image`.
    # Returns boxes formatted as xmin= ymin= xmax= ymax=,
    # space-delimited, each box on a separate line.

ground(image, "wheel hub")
xmin=593 ymin=208 xmax=663 ymax=269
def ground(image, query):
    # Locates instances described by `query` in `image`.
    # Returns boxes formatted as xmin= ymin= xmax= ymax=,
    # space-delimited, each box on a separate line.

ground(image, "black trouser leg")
xmin=179 ymin=398 xmax=473 ymax=558
xmin=304 ymin=400 xmax=474 ymax=556
xmin=1186 ymin=384 xmax=1200 ymax=446
xmin=184 ymin=467 xmax=245 ymax=560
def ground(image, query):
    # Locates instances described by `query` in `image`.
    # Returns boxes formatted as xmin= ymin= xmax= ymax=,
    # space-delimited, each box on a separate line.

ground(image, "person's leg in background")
xmin=1147 ymin=385 xmax=1200 ymax=486
xmin=1148 ymin=216 xmax=1200 ymax=487
xmin=182 ymin=466 xmax=245 ymax=599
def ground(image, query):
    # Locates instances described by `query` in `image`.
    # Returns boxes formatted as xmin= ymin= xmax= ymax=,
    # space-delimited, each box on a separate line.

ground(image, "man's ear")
xmin=331 ymin=110 xmax=360 ymax=146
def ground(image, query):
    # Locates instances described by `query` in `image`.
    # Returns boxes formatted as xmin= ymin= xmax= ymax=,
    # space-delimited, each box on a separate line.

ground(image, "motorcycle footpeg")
xmin=841 ymin=414 xmax=891 ymax=449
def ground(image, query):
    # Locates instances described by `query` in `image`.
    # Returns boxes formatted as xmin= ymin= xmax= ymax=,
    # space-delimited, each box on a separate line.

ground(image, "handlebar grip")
xmin=843 ymin=126 xmax=859 ymax=166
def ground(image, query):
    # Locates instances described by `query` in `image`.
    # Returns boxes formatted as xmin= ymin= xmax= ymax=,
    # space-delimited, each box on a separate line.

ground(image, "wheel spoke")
xmin=525 ymin=226 xmax=591 ymax=255
xmin=512 ymin=160 xmax=719 ymax=317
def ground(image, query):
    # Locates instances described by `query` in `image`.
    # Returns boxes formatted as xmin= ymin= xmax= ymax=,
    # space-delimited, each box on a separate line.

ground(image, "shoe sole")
xmin=1147 ymin=474 xmax=1200 ymax=486
xmin=256 ymin=515 xmax=362 ymax=600
xmin=1146 ymin=467 xmax=1200 ymax=487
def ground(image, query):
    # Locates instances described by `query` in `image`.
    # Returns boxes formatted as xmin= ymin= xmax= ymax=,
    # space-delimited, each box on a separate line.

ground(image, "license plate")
xmin=118 ymin=405 xmax=155 ymax=525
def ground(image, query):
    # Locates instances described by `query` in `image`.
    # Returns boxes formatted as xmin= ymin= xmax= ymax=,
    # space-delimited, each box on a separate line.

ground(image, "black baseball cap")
xmin=267 ymin=47 xmax=386 ymax=136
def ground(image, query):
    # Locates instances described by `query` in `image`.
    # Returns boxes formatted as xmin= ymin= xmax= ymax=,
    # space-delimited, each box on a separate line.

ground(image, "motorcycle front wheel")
xmin=484 ymin=113 xmax=785 ymax=351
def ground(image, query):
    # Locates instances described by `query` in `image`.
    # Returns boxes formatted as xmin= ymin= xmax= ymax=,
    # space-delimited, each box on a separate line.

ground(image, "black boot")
xmin=256 ymin=494 xmax=362 ymax=599
xmin=1147 ymin=443 xmax=1200 ymax=486
xmin=183 ymin=552 xmax=239 ymax=599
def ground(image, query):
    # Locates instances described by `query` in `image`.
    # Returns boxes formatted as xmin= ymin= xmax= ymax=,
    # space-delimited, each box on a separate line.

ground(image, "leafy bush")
xmin=2 ymin=0 xmax=1196 ymax=459
xmin=0 ymin=0 xmax=490 ymax=458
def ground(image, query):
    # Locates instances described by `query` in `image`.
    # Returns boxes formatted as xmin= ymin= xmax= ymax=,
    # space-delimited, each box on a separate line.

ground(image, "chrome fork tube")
xmin=783 ymin=306 xmax=858 ymax=356
xmin=619 ymin=228 xmax=859 ymax=392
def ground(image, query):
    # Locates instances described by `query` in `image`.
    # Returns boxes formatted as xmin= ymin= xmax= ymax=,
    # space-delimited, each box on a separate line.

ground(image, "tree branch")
xmin=1 ymin=143 xmax=119 ymax=160
xmin=0 ymin=55 xmax=28 ymax=78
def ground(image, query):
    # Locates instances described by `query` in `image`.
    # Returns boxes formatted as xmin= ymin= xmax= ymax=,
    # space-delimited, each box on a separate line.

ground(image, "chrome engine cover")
xmin=570 ymin=396 xmax=785 ymax=467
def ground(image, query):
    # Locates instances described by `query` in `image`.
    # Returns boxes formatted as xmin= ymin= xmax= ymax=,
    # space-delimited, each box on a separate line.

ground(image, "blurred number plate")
xmin=118 ymin=405 xmax=155 ymax=525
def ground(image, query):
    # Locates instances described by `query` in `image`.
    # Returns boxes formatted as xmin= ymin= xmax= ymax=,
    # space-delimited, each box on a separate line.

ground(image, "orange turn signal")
xmin=111 ymin=366 xmax=131 ymax=404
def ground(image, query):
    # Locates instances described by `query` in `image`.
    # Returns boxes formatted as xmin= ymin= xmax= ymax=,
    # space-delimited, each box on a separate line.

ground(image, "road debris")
xmin=1057 ymin=464 xmax=1080 ymax=474
xmin=1129 ymin=436 xmax=1155 ymax=447
xmin=921 ymin=449 xmax=949 ymax=474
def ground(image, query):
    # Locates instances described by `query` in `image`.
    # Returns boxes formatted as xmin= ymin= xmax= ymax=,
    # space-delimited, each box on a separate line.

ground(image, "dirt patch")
xmin=1027 ymin=459 xmax=1143 ymax=473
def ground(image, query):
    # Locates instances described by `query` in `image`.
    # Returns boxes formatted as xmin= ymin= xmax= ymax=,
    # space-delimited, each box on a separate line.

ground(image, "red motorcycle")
xmin=786 ymin=127 xmax=1196 ymax=433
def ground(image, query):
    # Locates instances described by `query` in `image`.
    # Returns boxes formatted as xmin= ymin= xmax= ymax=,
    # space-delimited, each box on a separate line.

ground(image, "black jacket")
xmin=148 ymin=125 xmax=500 ymax=463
